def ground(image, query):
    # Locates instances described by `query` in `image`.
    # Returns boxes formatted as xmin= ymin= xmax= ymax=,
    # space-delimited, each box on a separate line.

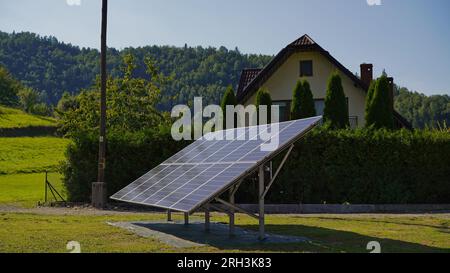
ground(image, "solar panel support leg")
xmin=215 ymin=198 xmax=258 ymax=220
xmin=167 ymin=210 xmax=172 ymax=222
xmin=258 ymin=165 xmax=265 ymax=241
xmin=229 ymin=189 xmax=235 ymax=237
xmin=262 ymin=144 xmax=294 ymax=199
xmin=205 ymin=204 xmax=210 ymax=232
xmin=184 ymin=212 xmax=189 ymax=225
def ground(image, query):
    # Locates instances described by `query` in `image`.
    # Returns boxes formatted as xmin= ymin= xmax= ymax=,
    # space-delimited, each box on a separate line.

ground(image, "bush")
xmin=18 ymin=87 xmax=40 ymax=113
xmin=30 ymin=103 xmax=52 ymax=116
xmin=61 ymin=127 xmax=188 ymax=202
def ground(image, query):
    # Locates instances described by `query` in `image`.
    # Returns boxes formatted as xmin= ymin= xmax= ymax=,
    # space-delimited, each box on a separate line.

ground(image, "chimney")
xmin=387 ymin=77 xmax=394 ymax=113
xmin=360 ymin=63 xmax=373 ymax=87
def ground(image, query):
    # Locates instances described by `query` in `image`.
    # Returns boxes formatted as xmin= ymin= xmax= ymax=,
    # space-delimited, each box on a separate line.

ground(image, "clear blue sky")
xmin=1 ymin=0 xmax=449 ymax=95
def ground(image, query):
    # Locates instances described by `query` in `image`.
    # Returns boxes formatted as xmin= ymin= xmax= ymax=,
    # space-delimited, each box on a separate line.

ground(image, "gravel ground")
xmin=0 ymin=204 xmax=151 ymax=215
xmin=1 ymin=204 xmax=449 ymax=218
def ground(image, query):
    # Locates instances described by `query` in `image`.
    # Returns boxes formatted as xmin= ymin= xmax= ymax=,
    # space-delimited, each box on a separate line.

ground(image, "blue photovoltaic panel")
xmin=111 ymin=116 xmax=322 ymax=212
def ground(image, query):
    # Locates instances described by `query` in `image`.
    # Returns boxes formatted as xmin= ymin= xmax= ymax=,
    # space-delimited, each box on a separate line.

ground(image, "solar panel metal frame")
xmin=110 ymin=116 xmax=322 ymax=213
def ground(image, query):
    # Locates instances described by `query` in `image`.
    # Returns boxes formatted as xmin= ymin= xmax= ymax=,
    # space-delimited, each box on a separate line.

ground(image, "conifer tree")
xmin=300 ymin=80 xmax=316 ymax=118
xmin=366 ymin=75 xmax=394 ymax=129
xmin=290 ymin=80 xmax=303 ymax=120
xmin=323 ymin=72 xmax=349 ymax=129
xmin=291 ymin=80 xmax=316 ymax=119
xmin=220 ymin=85 xmax=237 ymax=129
xmin=255 ymin=88 xmax=272 ymax=124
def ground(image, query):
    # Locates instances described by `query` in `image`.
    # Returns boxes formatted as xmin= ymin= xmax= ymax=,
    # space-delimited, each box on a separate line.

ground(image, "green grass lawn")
xmin=0 ymin=137 xmax=69 ymax=174
xmin=0 ymin=173 xmax=65 ymax=207
xmin=252 ymin=214 xmax=450 ymax=253
xmin=0 ymin=106 xmax=57 ymax=129
xmin=0 ymin=212 xmax=448 ymax=253
xmin=0 ymin=135 xmax=69 ymax=207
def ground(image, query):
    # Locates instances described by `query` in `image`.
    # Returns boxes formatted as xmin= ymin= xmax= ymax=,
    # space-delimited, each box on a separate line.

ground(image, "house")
xmin=236 ymin=34 xmax=411 ymax=129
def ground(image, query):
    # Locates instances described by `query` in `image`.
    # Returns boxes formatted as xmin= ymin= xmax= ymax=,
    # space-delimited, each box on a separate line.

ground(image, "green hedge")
xmin=260 ymin=128 xmax=450 ymax=204
xmin=62 ymin=128 xmax=450 ymax=204
xmin=0 ymin=126 xmax=58 ymax=137
xmin=61 ymin=128 xmax=188 ymax=202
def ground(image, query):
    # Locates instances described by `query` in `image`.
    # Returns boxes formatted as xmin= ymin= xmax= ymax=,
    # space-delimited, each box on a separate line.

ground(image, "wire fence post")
xmin=43 ymin=170 xmax=66 ymax=205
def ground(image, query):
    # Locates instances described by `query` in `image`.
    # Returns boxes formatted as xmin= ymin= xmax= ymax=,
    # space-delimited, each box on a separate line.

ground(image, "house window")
xmin=300 ymin=60 xmax=313 ymax=77
xmin=272 ymin=101 xmax=291 ymax=122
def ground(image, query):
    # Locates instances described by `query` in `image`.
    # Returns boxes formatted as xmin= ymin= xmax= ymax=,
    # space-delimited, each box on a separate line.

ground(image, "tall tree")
xmin=323 ymin=72 xmax=349 ymax=129
xmin=57 ymin=54 xmax=169 ymax=136
xmin=300 ymin=80 xmax=317 ymax=118
xmin=366 ymin=75 xmax=394 ymax=129
xmin=220 ymin=85 xmax=237 ymax=129
xmin=290 ymin=80 xmax=303 ymax=120
xmin=0 ymin=66 xmax=21 ymax=106
xmin=255 ymin=88 xmax=272 ymax=124
xmin=291 ymin=80 xmax=316 ymax=120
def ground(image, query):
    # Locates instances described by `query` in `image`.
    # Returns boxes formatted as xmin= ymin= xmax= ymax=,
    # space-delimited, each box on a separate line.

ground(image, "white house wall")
xmin=245 ymin=51 xmax=367 ymax=127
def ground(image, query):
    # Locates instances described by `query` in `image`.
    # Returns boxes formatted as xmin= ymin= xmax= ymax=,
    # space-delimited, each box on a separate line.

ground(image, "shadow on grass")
xmin=257 ymin=224 xmax=449 ymax=253
xmin=305 ymin=216 xmax=450 ymax=232
xmin=133 ymin=222 xmax=449 ymax=253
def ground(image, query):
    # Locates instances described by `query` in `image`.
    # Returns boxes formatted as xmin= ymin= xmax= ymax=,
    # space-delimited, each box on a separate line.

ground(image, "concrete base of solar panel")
xmin=107 ymin=220 xmax=308 ymax=248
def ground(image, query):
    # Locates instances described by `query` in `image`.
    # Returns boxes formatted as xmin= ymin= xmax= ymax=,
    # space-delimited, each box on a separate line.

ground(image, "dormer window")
xmin=300 ymin=60 xmax=313 ymax=77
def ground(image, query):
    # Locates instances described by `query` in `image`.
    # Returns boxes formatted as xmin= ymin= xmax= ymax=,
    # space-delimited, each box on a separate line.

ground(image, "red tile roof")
xmin=236 ymin=68 xmax=262 ymax=97
xmin=288 ymin=34 xmax=316 ymax=47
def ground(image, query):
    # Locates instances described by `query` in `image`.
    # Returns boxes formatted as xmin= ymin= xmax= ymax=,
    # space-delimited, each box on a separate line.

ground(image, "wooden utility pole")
xmin=92 ymin=0 xmax=108 ymax=208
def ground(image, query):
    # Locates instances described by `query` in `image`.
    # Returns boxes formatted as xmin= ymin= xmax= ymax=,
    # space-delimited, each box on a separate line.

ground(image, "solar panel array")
xmin=111 ymin=116 xmax=322 ymax=213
